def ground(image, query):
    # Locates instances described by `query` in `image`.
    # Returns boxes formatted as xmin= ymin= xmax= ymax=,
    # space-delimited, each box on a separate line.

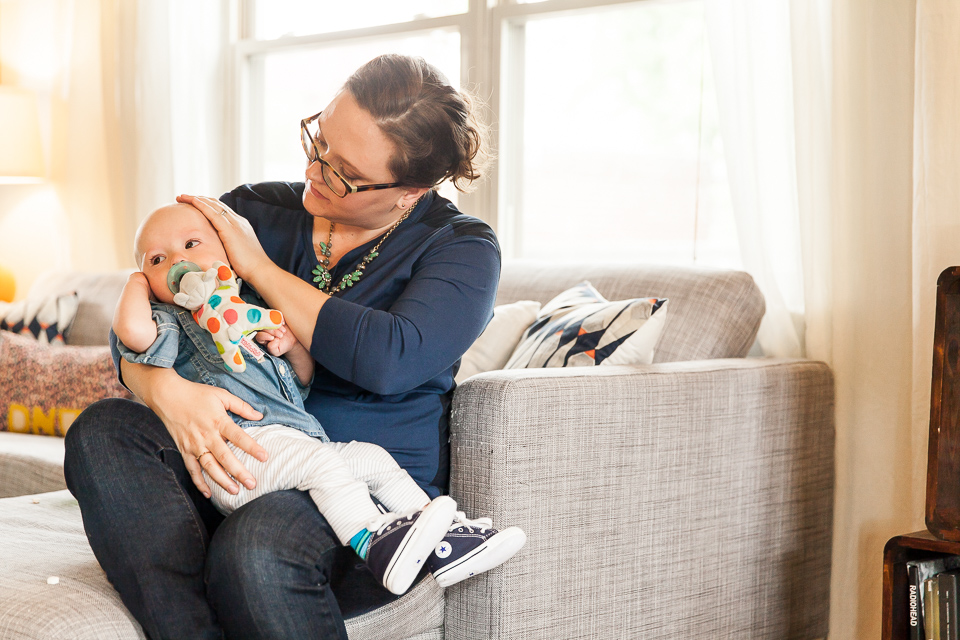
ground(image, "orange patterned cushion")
xmin=0 ymin=330 xmax=133 ymax=437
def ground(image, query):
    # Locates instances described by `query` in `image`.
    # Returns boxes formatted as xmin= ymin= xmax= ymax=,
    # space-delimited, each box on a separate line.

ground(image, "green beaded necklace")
xmin=312 ymin=198 xmax=421 ymax=295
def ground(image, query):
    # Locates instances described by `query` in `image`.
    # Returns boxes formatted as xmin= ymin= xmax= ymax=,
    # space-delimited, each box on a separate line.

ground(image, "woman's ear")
xmin=396 ymin=187 xmax=429 ymax=211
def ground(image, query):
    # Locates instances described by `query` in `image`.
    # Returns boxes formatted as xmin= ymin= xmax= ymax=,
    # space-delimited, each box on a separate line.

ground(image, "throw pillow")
xmin=504 ymin=281 xmax=668 ymax=369
xmin=456 ymin=300 xmax=541 ymax=383
xmin=0 ymin=292 xmax=80 ymax=345
xmin=0 ymin=330 xmax=132 ymax=437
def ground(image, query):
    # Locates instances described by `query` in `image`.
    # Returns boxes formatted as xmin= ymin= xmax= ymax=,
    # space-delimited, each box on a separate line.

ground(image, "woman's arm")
xmin=175 ymin=193 xmax=328 ymax=351
xmin=306 ymin=236 xmax=500 ymax=395
xmin=178 ymin=191 xmax=499 ymax=396
xmin=119 ymin=358 xmax=269 ymax=498
xmin=112 ymin=272 xmax=159 ymax=354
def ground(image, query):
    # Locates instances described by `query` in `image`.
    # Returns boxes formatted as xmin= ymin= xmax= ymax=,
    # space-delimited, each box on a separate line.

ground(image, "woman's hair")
xmin=344 ymin=54 xmax=489 ymax=192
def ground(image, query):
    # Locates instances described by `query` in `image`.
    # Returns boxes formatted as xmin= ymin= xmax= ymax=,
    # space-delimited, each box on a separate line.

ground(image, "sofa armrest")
xmin=446 ymin=358 xmax=834 ymax=640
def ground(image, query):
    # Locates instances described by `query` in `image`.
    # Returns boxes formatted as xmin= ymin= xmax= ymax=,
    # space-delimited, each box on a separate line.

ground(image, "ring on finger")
xmin=196 ymin=451 xmax=211 ymax=462
xmin=218 ymin=208 xmax=227 ymax=216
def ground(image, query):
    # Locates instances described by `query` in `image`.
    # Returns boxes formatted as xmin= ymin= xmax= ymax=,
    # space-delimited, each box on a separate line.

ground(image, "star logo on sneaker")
xmin=434 ymin=541 xmax=452 ymax=558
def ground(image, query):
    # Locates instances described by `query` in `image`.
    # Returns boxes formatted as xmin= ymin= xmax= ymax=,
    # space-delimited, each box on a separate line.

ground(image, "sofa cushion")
xmin=0 ymin=292 xmax=79 ymax=344
xmin=455 ymin=300 xmax=541 ymax=383
xmin=0 ymin=330 xmax=132 ymax=437
xmin=27 ymin=270 xmax=133 ymax=346
xmin=0 ymin=490 xmax=444 ymax=640
xmin=504 ymin=282 xmax=667 ymax=369
xmin=0 ymin=491 xmax=147 ymax=639
xmin=496 ymin=261 xmax=765 ymax=363
xmin=0 ymin=439 xmax=66 ymax=499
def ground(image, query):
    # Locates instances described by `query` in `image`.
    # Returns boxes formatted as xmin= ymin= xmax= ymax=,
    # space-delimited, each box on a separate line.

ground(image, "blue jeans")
xmin=64 ymin=398 xmax=401 ymax=640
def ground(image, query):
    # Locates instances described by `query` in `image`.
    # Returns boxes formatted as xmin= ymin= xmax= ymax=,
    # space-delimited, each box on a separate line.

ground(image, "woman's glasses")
xmin=300 ymin=111 xmax=403 ymax=198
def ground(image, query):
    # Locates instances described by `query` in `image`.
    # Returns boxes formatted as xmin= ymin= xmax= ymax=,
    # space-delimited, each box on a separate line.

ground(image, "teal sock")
xmin=349 ymin=528 xmax=373 ymax=560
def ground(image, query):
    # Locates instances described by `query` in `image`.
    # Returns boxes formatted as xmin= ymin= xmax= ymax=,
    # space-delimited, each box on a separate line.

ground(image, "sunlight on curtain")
xmin=705 ymin=0 xmax=805 ymax=358
xmin=108 ymin=0 xmax=230 ymax=250
xmin=0 ymin=0 xmax=121 ymax=291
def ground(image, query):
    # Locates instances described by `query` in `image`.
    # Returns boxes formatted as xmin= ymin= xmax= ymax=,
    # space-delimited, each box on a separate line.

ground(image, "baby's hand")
xmin=128 ymin=271 xmax=155 ymax=301
xmin=255 ymin=325 xmax=297 ymax=357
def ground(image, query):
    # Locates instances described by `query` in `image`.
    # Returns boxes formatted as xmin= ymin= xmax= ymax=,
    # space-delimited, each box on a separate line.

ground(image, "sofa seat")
xmin=0 ymin=432 xmax=67 ymax=499
xmin=0 ymin=488 xmax=444 ymax=640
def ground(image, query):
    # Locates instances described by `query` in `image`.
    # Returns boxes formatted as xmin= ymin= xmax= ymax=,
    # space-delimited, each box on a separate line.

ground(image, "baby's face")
xmin=136 ymin=204 xmax=229 ymax=304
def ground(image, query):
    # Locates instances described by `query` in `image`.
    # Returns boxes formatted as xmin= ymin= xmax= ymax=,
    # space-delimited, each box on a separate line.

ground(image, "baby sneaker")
xmin=427 ymin=512 xmax=527 ymax=588
xmin=364 ymin=495 xmax=457 ymax=595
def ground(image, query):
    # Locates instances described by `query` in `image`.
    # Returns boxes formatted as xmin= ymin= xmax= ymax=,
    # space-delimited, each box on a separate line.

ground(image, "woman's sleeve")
xmin=311 ymin=235 xmax=500 ymax=396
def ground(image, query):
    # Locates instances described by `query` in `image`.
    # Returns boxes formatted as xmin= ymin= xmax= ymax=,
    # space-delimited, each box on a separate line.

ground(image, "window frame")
xmin=226 ymin=0 xmax=687 ymax=257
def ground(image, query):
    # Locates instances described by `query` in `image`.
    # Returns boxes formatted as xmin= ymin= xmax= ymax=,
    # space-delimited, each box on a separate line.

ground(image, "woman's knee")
xmin=65 ymin=398 xmax=156 ymax=450
xmin=63 ymin=398 xmax=168 ymax=490
xmin=206 ymin=490 xmax=339 ymax=588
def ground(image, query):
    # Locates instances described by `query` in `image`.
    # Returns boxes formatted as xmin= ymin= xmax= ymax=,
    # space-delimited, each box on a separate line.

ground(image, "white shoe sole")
xmin=432 ymin=526 xmax=527 ymax=588
xmin=382 ymin=496 xmax=457 ymax=595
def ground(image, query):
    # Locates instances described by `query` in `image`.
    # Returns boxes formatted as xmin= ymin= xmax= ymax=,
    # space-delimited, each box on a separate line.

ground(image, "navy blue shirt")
xmin=221 ymin=183 xmax=501 ymax=497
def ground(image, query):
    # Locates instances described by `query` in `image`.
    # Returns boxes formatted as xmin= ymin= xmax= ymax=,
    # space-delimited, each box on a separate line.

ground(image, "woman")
xmin=64 ymin=54 xmax=500 ymax=639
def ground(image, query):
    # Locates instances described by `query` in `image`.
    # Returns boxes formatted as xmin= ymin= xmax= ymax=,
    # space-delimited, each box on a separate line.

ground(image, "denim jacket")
xmin=115 ymin=298 xmax=329 ymax=441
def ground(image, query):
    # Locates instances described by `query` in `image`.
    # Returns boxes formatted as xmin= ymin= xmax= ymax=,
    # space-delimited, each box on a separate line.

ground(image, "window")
xmin=250 ymin=32 xmax=461 ymax=186
xmin=232 ymin=0 xmax=739 ymax=268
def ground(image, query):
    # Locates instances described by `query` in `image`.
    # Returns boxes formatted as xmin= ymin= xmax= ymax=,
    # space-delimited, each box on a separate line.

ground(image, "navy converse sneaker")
xmin=427 ymin=512 xmax=526 ymax=588
xmin=365 ymin=496 xmax=457 ymax=595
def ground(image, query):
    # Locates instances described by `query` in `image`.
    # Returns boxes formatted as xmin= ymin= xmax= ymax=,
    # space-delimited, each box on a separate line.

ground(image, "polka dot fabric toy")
xmin=182 ymin=262 xmax=284 ymax=372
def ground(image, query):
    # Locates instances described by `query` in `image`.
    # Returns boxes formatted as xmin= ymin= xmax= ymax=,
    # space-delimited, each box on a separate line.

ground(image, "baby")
xmin=113 ymin=203 xmax=525 ymax=595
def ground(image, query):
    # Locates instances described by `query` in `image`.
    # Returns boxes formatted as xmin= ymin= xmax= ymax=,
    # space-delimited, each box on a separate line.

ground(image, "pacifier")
xmin=167 ymin=261 xmax=203 ymax=294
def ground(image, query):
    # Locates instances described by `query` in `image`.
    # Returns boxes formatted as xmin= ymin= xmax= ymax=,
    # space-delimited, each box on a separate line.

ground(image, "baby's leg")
xmin=331 ymin=441 xmax=431 ymax=514
xmin=205 ymin=425 xmax=381 ymax=545
xmin=329 ymin=442 xmax=527 ymax=589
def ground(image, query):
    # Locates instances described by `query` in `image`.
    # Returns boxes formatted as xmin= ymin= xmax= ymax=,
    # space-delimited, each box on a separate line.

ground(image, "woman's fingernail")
xmin=245 ymin=479 xmax=256 ymax=490
xmin=203 ymin=492 xmax=211 ymax=499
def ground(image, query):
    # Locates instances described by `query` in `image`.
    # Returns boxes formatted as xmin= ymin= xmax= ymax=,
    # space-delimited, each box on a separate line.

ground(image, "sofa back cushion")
xmin=496 ymin=261 xmax=764 ymax=363
xmin=27 ymin=270 xmax=134 ymax=346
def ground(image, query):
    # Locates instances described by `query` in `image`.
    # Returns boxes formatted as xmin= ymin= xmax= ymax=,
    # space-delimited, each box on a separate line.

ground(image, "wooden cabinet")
xmin=883 ymin=268 xmax=960 ymax=639
xmin=882 ymin=531 xmax=960 ymax=640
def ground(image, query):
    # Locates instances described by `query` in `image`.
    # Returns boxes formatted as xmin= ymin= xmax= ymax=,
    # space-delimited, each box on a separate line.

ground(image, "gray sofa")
xmin=0 ymin=261 xmax=834 ymax=639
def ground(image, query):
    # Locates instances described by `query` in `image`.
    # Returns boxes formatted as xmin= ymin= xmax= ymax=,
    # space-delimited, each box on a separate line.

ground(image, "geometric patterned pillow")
xmin=0 ymin=292 xmax=79 ymax=345
xmin=504 ymin=281 xmax=668 ymax=369
xmin=0 ymin=330 xmax=132 ymax=436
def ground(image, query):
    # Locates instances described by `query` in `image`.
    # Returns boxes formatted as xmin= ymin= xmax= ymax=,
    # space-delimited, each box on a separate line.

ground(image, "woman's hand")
xmin=176 ymin=194 xmax=273 ymax=283
xmin=121 ymin=361 xmax=268 ymax=498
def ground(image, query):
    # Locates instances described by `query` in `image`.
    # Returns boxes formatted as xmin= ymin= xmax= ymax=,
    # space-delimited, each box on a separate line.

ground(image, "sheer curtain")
xmin=105 ymin=0 xmax=230 ymax=254
xmin=704 ymin=0 xmax=831 ymax=361
xmin=0 ymin=0 xmax=228 ymax=288
xmin=0 ymin=0 xmax=119 ymax=291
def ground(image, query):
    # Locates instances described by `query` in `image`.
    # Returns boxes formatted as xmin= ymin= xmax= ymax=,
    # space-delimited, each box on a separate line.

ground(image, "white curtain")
xmin=0 ymin=0 xmax=118 ymax=293
xmin=706 ymin=0 xmax=799 ymax=358
xmin=105 ymin=0 xmax=230 ymax=254
xmin=0 ymin=0 xmax=227 ymax=291
xmin=913 ymin=0 xmax=960 ymax=553
xmin=704 ymin=0 xmax=832 ymax=361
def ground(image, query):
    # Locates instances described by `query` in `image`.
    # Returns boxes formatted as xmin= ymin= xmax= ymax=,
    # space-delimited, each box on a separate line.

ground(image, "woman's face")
xmin=302 ymin=91 xmax=419 ymax=229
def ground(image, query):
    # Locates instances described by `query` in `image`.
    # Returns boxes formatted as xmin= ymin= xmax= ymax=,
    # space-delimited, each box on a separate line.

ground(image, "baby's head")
xmin=135 ymin=203 xmax=229 ymax=304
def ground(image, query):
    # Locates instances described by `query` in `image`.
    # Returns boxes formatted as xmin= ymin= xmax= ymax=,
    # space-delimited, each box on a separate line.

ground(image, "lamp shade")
xmin=0 ymin=87 xmax=44 ymax=184
xmin=0 ymin=264 xmax=14 ymax=302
